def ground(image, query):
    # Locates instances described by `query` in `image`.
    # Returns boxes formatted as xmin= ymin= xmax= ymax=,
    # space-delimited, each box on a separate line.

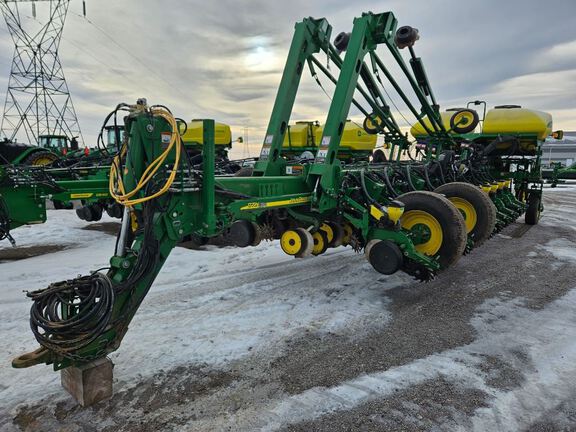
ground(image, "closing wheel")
xmin=319 ymin=223 xmax=334 ymax=245
xmin=525 ymin=193 xmax=541 ymax=225
xmin=328 ymin=222 xmax=344 ymax=247
xmin=281 ymin=228 xmax=313 ymax=258
xmin=449 ymin=109 xmax=479 ymax=134
xmin=365 ymin=239 xmax=404 ymax=275
xmin=229 ymin=220 xmax=256 ymax=247
xmin=434 ymin=182 xmax=497 ymax=247
xmin=312 ymin=230 xmax=329 ymax=256
xmin=398 ymin=191 xmax=467 ymax=270
xmin=342 ymin=222 xmax=354 ymax=246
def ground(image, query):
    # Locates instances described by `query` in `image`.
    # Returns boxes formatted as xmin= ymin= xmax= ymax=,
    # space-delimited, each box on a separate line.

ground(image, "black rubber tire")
xmin=434 ymin=182 xmax=497 ymax=247
xmin=53 ymin=200 xmax=73 ymax=210
xmin=23 ymin=150 xmax=59 ymax=166
xmin=106 ymin=202 xmax=124 ymax=219
xmin=525 ymin=194 xmax=541 ymax=225
xmin=363 ymin=116 xmax=380 ymax=135
xmin=395 ymin=26 xmax=419 ymax=49
xmin=312 ymin=230 xmax=329 ymax=256
xmin=372 ymin=149 xmax=386 ymax=163
xmin=181 ymin=234 xmax=209 ymax=249
xmin=397 ymin=190 xmax=467 ymax=270
xmin=229 ymin=220 xmax=256 ymax=247
xmin=334 ymin=32 xmax=351 ymax=52
xmin=234 ymin=167 xmax=254 ymax=177
xmin=365 ymin=239 xmax=404 ymax=275
xmin=90 ymin=205 xmax=103 ymax=222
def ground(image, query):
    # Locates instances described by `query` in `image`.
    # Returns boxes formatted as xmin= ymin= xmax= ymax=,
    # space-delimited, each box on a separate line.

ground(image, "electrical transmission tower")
xmin=0 ymin=0 xmax=83 ymax=145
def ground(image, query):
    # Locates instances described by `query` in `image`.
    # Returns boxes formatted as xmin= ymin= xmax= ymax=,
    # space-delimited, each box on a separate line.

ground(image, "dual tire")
xmin=434 ymin=182 xmax=497 ymax=248
xmin=397 ymin=191 xmax=467 ymax=270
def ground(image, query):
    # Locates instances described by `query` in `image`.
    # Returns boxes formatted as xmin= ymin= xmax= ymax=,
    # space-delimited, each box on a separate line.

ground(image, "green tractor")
xmin=0 ymin=134 xmax=85 ymax=167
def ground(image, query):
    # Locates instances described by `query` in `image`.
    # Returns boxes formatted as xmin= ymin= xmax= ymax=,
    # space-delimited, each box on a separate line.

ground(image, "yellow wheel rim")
xmin=312 ymin=231 xmax=326 ymax=255
xmin=280 ymin=230 xmax=302 ymax=256
xmin=449 ymin=197 xmax=477 ymax=234
xmin=32 ymin=156 xmax=56 ymax=166
xmin=319 ymin=223 xmax=334 ymax=244
xmin=401 ymin=210 xmax=443 ymax=256
xmin=452 ymin=111 xmax=474 ymax=129
xmin=365 ymin=115 xmax=382 ymax=130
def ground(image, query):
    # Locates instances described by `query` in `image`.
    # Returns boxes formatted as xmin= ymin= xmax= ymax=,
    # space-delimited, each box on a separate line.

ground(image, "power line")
xmin=70 ymin=12 xmax=189 ymax=100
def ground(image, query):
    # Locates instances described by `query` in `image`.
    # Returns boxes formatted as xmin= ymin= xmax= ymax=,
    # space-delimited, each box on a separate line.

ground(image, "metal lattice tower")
xmin=0 ymin=0 xmax=83 ymax=145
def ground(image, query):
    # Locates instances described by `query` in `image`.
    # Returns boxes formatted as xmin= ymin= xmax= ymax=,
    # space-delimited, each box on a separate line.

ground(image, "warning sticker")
xmin=264 ymin=134 xmax=274 ymax=144
xmin=321 ymin=136 xmax=331 ymax=147
xmin=316 ymin=149 xmax=328 ymax=159
xmin=286 ymin=165 xmax=303 ymax=175
xmin=161 ymin=132 xmax=172 ymax=149
xmin=260 ymin=147 xmax=270 ymax=158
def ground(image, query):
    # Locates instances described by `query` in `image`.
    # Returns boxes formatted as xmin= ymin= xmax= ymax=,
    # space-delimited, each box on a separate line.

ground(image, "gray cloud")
xmin=0 ymin=0 xmax=574 ymax=152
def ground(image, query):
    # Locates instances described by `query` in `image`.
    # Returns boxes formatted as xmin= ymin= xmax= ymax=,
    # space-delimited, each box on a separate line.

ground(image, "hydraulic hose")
xmin=28 ymin=273 xmax=115 ymax=358
xmin=109 ymin=107 xmax=182 ymax=206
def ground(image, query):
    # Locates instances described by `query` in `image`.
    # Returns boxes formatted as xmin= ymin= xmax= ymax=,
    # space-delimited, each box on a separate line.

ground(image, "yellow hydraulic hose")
xmin=109 ymin=107 xmax=181 ymax=206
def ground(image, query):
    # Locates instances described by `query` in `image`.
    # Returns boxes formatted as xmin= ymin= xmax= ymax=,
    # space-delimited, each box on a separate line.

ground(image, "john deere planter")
xmin=10 ymin=11 xmax=551 ymax=374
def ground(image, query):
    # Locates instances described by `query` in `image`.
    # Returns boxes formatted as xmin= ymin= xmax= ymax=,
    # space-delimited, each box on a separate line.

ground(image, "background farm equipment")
xmin=281 ymin=120 xmax=382 ymax=163
xmin=0 ymin=134 xmax=84 ymax=166
xmin=411 ymin=104 xmax=561 ymax=226
xmin=543 ymin=161 xmax=576 ymax=187
xmin=8 ymin=10 xmax=553 ymax=377
xmin=0 ymin=115 xmax=252 ymax=242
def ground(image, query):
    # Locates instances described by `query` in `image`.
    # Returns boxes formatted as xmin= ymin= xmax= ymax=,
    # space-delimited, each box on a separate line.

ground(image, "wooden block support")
xmin=60 ymin=357 xmax=114 ymax=407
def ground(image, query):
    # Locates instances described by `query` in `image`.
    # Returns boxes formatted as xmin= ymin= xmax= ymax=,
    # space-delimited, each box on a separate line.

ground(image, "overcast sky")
xmin=0 ymin=0 xmax=575 ymax=157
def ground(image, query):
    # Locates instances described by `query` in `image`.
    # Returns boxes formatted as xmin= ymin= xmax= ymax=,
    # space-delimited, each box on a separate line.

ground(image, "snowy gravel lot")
xmin=1 ymin=183 xmax=576 ymax=432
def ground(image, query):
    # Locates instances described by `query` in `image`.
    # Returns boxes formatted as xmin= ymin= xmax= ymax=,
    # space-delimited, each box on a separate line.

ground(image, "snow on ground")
xmin=200 ymin=284 xmax=576 ymax=431
xmin=0 ymin=210 xmax=404 ymax=414
xmin=1 ymin=183 xmax=576 ymax=431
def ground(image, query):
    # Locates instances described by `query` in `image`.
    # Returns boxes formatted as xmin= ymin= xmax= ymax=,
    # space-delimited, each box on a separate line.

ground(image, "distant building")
xmin=541 ymin=131 xmax=576 ymax=167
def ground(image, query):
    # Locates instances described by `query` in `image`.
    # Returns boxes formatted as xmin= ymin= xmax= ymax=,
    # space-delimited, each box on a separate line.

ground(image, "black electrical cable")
xmin=0 ymin=195 xmax=15 ymax=244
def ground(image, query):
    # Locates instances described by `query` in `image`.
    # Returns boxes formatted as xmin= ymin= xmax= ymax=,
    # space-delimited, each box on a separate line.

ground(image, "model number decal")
xmin=240 ymin=196 xmax=311 ymax=211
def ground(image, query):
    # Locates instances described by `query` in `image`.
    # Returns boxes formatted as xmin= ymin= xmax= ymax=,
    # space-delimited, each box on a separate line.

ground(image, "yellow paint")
xmin=483 ymin=107 xmax=552 ymax=140
xmin=370 ymin=205 xmax=385 ymax=220
xmin=240 ymin=196 xmax=311 ymax=211
xmin=282 ymin=120 xmax=376 ymax=151
xmin=70 ymin=193 xmax=94 ymax=199
xmin=180 ymin=120 xmax=232 ymax=146
xmin=387 ymin=205 xmax=404 ymax=224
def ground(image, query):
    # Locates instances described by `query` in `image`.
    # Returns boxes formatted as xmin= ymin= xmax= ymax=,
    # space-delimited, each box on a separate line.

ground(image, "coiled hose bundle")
xmin=28 ymin=273 xmax=115 ymax=359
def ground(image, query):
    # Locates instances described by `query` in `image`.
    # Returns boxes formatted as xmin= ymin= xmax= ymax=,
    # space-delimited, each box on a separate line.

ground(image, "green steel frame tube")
xmin=202 ymin=119 xmax=216 ymax=234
